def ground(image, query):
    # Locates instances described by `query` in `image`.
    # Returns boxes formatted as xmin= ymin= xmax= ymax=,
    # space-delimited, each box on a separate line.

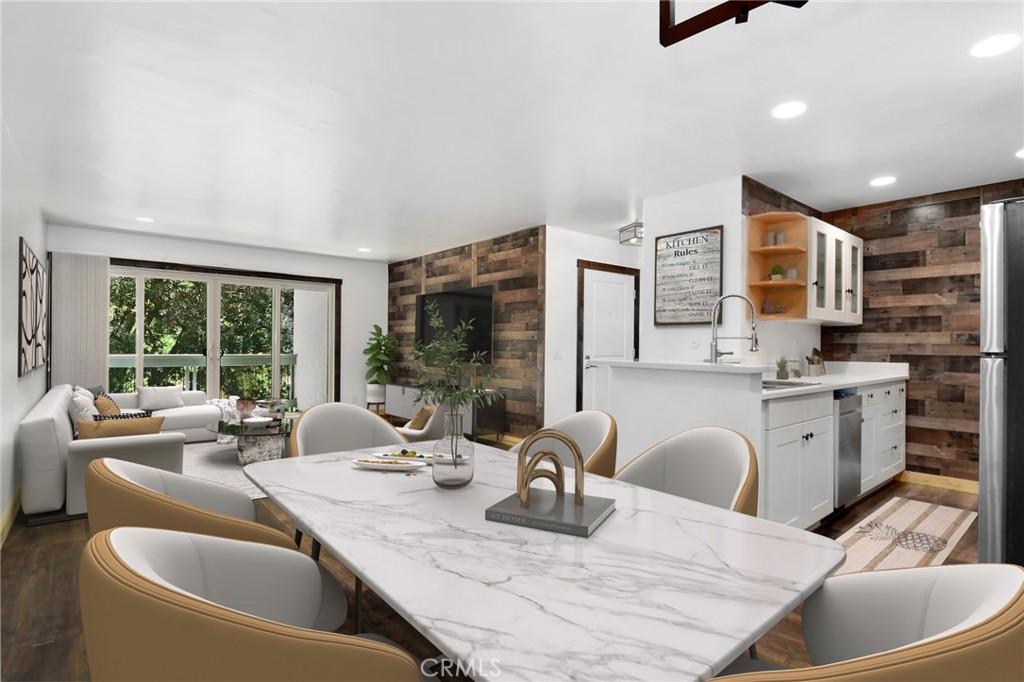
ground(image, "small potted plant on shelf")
xmin=363 ymin=324 xmax=398 ymax=407
xmin=413 ymin=299 xmax=498 ymax=489
xmin=769 ymin=264 xmax=785 ymax=281
xmin=776 ymin=357 xmax=790 ymax=380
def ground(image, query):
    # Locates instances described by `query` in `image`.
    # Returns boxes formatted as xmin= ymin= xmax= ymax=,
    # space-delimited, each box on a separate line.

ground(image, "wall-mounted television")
xmin=416 ymin=285 xmax=494 ymax=363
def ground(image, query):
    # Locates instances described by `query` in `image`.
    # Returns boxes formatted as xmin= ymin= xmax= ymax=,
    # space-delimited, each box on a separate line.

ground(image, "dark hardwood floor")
xmin=1 ymin=480 xmax=977 ymax=681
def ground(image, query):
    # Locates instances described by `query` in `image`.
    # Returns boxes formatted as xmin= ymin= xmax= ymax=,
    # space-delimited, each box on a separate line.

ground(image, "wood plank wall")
xmin=821 ymin=179 xmax=1024 ymax=480
xmin=387 ymin=227 xmax=545 ymax=436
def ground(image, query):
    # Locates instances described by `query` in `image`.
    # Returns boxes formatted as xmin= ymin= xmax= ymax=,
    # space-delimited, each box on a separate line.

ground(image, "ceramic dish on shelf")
xmin=352 ymin=458 xmax=428 ymax=472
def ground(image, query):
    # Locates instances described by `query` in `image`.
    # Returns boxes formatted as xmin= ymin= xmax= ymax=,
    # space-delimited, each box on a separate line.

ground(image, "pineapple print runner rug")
xmin=834 ymin=497 xmax=976 ymax=575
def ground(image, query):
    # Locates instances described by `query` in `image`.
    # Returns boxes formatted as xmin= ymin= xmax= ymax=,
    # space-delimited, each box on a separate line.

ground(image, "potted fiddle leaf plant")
xmin=413 ymin=298 xmax=498 ymax=489
xmin=363 ymin=325 xmax=398 ymax=406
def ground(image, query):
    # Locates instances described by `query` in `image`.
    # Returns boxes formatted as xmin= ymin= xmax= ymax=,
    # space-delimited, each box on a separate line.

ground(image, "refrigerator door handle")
xmin=981 ymin=203 xmax=1006 ymax=354
xmin=979 ymin=356 xmax=1007 ymax=563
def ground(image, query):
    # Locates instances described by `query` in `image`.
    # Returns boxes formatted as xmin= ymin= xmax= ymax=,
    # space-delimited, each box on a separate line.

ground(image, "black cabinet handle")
xmin=868 ymin=393 xmax=874 ymax=398
xmin=892 ymin=409 xmax=898 ymax=415
xmin=885 ymin=390 xmax=891 ymax=396
xmin=809 ymin=432 xmax=815 ymax=439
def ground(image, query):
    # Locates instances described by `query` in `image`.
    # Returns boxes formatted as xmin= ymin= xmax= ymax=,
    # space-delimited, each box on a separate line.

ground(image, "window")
xmin=108 ymin=267 xmax=333 ymax=407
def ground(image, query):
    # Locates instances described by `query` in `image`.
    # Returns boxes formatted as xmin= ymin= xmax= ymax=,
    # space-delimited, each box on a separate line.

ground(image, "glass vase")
xmin=432 ymin=412 xmax=474 ymax=489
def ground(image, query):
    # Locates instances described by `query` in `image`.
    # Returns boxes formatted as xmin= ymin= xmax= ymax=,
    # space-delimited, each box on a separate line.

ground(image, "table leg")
xmin=354 ymin=577 xmax=363 ymax=633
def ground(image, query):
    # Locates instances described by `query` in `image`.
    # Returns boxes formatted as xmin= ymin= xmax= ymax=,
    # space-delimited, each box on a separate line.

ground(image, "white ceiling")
xmin=3 ymin=1 xmax=1023 ymax=262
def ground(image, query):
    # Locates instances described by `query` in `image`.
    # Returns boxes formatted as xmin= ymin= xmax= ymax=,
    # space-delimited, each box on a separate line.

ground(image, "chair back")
xmin=80 ymin=528 xmax=421 ymax=681
xmin=295 ymin=403 xmax=407 ymax=456
xmin=615 ymin=427 xmax=757 ymax=515
xmin=86 ymin=458 xmax=292 ymax=549
xmin=511 ymin=410 xmax=617 ymax=477
xmin=715 ymin=564 xmax=1024 ymax=681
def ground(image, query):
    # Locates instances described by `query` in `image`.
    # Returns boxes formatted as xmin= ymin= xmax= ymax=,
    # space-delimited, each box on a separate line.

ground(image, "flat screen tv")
xmin=416 ymin=285 xmax=494 ymax=363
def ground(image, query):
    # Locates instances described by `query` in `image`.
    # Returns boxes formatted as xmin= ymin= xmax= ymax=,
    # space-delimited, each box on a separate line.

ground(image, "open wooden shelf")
xmin=749 ymin=244 xmax=807 ymax=256
xmin=749 ymin=279 xmax=807 ymax=288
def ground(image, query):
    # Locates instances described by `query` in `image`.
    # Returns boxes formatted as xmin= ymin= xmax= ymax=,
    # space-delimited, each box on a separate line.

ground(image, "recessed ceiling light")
xmin=869 ymin=176 xmax=897 ymax=187
xmin=357 ymin=247 xmax=371 ymax=253
xmin=970 ymin=33 xmax=1021 ymax=58
xmin=771 ymin=101 xmax=807 ymax=120
xmin=135 ymin=216 xmax=155 ymax=223
xmin=1016 ymin=148 xmax=1024 ymax=159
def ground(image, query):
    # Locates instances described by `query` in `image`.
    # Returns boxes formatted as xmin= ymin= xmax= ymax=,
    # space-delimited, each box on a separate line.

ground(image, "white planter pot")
xmin=366 ymin=383 xmax=386 ymax=404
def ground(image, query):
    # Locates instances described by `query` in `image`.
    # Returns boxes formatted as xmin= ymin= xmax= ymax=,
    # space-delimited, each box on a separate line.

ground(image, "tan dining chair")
xmin=294 ymin=402 xmax=407 ymax=457
xmin=85 ymin=457 xmax=347 ymax=631
xmin=509 ymin=410 xmax=618 ymax=478
xmin=715 ymin=563 xmax=1024 ymax=681
xmin=80 ymin=527 xmax=421 ymax=682
xmin=614 ymin=426 xmax=758 ymax=516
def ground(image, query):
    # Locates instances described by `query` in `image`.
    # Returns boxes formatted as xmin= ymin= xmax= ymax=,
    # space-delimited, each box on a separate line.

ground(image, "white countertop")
xmin=246 ymin=443 xmax=844 ymax=682
xmin=589 ymin=359 xmax=772 ymax=374
xmin=761 ymin=362 xmax=910 ymax=400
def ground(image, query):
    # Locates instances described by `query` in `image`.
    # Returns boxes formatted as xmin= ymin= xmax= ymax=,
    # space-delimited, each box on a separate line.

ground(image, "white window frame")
xmin=108 ymin=265 xmax=335 ymax=401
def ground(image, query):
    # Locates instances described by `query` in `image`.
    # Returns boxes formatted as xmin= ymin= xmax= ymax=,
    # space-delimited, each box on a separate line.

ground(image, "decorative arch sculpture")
xmin=515 ymin=429 xmax=585 ymax=508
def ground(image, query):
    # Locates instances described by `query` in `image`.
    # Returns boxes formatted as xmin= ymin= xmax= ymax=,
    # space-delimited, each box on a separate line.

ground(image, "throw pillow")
xmin=73 ymin=385 xmax=95 ymax=401
xmin=92 ymin=411 xmax=151 ymax=421
xmin=138 ymin=385 xmax=185 ymax=411
xmin=77 ymin=416 xmax=165 ymax=439
xmin=93 ymin=394 xmax=121 ymax=416
xmin=408 ymin=405 xmax=436 ymax=430
xmin=68 ymin=391 xmax=99 ymax=426
xmin=85 ymin=385 xmax=106 ymax=399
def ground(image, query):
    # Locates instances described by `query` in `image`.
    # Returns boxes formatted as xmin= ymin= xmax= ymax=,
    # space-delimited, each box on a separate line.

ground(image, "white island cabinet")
xmin=764 ymin=393 xmax=835 ymax=528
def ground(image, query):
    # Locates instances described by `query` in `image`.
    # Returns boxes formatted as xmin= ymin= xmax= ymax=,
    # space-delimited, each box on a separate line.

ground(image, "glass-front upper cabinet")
xmin=845 ymin=237 xmax=864 ymax=325
xmin=808 ymin=219 xmax=834 ymax=321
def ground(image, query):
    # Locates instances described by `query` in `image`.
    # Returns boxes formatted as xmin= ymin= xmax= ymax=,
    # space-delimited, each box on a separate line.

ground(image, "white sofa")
xmin=16 ymin=384 xmax=185 ymax=517
xmin=109 ymin=390 xmax=221 ymax=443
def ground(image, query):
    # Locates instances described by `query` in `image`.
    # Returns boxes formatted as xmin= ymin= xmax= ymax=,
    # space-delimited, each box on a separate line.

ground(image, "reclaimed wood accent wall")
xmin=742 ymin=176 xmax=821 ymax=218
xmin=821 ymin=179 xmax=1024 ymax=480
xmin=388 ymin=226 xmax=545 ymax=436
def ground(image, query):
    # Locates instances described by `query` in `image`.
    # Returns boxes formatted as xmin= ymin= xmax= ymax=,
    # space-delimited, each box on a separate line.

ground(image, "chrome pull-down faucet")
xmin=708 ymin=294 xmax=759 ymax=363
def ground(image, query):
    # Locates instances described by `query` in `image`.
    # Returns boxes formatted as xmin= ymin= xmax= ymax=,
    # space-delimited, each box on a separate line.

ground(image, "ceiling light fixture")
xmin=970 ymin=33 xmax=1021 ymax=58
xmin=771 ymin=101 xmax=807 ymax=120
xmin=357 ymin=247 xmax=372 ymax=253
xmin=135 ymin=216 xmax=155 ymax=223
xmin=869 ymin=176 xmax=897 ymax=187
xmin=1016 ymin=148 xmax=1024 ymax=159
xmin=619 ymin=222 xmax=644 ymax=246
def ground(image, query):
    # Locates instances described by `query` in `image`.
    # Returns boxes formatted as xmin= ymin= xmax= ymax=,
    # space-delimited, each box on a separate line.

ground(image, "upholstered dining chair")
xmin=80 ymin=527 xmax=421 ymax=682
xmin=85 ymin=457 xmax=347 ymax=631
xmin=614 ymin=426 xmax=758 ymax=516
xmin=509 ymin=410 xmax=618 ymax=478
xmin=294 ymin=402 xmax=407 ymax=457
xmin=396 ymin=403 xmax=449 ymax=443
xmin=715 ymin=563 xmax=1024 ymax=681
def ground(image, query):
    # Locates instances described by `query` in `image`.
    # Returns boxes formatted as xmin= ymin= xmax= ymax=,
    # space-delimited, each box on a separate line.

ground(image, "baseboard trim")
xmin=1 ymin=490 xmax=21 ymax=547
xmin=898 ymin=471 xmax=979 ymax=494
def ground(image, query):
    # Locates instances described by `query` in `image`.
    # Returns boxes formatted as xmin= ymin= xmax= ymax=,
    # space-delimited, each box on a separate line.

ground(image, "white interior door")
xmin=581 ymin=268 xmax=636 ymax=409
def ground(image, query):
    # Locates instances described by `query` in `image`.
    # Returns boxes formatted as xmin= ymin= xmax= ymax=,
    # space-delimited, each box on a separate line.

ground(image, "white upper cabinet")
xmin=746 ymin=213 xmax=862 ymax=326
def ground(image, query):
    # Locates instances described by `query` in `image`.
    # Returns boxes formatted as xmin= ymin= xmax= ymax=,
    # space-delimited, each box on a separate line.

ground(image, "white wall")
xmin=1 ymin=125 xmax=48 ymax=521
xmin=640 ymin=175 xmax=820 ymax=366
xmin=544 ymin=225 xmax=641 ymax=425
xmin=47 ymin=224 xmax=389 ymax=407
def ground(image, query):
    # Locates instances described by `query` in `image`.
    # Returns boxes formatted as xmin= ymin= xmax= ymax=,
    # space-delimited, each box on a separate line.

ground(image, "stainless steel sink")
xmin=762 ymin=379 xmax=822 ymax=390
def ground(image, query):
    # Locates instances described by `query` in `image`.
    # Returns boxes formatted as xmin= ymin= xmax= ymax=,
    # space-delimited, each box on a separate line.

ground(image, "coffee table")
xmin=207 ymin=420 xmax=292 ymax=465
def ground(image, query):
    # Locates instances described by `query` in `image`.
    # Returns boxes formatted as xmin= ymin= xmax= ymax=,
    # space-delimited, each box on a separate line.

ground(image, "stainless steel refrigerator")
xmin=980 ymin=198 xmax=1024 ymax=564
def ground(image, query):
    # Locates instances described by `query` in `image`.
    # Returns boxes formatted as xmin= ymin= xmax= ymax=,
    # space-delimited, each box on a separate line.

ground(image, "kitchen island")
xmin=588 ymin=359 xmax=909 ymax=527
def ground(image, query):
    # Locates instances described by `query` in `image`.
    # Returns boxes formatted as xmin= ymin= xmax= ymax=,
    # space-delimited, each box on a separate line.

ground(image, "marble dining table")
xmin=245 ymin=441 xmax=845 ymax=682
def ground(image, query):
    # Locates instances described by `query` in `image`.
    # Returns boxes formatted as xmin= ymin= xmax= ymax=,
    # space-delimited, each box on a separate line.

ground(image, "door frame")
xmin=576 ymin=259 xmax=641 ymax=412
xmin=110 ymin=258 xmax=342 ymax=402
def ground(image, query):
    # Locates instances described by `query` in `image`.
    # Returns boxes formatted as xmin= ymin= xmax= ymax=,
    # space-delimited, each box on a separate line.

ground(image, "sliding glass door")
xmin=109 ymin=267 xmax=333 ymax=407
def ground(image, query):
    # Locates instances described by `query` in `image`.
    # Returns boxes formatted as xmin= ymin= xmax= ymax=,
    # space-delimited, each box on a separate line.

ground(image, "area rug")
xmin=834 ymin=497 xmax=976 ymax=575
xmin=181 ymin=441 xmax=265 ymax=500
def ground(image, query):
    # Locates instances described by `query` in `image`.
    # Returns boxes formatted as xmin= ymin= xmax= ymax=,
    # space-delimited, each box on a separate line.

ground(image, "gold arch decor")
xmin=515 ymin=429 xmax=585 ymax=508
xmin=486 ymin=428 xmax=615 ymax=538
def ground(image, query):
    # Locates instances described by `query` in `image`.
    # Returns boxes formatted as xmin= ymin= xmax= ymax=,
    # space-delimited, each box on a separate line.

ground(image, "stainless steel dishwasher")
xmin=834 ymin=389 xmax=863 ymax=508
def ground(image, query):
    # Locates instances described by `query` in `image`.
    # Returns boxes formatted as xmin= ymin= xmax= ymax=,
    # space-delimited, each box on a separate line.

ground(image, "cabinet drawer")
xmin=860 ymin=382 xmax=905 ymax=407
xmin=767 ymin=393 xmax=833 ymax=430
xmin=877 ymin=400 xmax=906 ymax=430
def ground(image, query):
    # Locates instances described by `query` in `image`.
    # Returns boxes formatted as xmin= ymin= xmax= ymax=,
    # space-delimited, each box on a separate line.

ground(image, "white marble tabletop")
xmin=245 ymin=442 xmax=844 ymax=682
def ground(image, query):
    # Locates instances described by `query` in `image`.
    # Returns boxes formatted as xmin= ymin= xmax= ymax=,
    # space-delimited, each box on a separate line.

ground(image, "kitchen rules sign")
xmin=654 ymin=226 xmax=723 ymax=325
